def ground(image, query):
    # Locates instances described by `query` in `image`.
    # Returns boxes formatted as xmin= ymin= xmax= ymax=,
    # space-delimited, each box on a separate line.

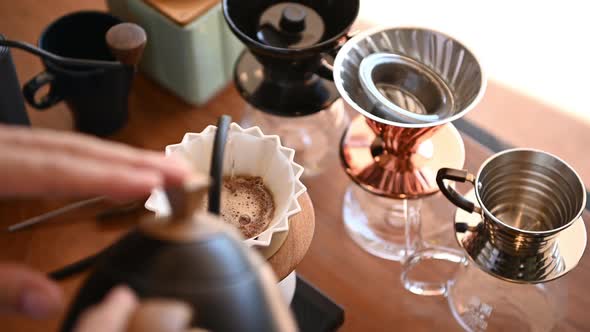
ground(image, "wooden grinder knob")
xmin=106 ymin=23 xmax=147 ymax=66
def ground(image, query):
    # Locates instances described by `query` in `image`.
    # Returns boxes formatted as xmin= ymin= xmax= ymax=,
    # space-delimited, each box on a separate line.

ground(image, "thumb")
xmin=0 ymin=263 xmax=63 ymax=319
xmin=73 ymin=286 xmax=138 ymax=332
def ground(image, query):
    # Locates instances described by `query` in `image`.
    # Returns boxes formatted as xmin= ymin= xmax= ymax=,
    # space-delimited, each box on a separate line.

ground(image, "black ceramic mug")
xmin=0 ymin=34 xmax=30 ymax=125
xmin=23 ymin=11 xmax=133 ymax=137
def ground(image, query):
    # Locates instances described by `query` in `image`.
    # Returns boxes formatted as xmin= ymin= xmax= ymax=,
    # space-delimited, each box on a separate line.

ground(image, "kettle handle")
xmin=208 ymin=115 xmax=231 ymax=215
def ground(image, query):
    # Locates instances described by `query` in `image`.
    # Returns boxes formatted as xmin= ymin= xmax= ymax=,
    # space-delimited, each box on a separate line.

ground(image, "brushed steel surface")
xmin=334 ymin=26 xmax=486 ymax=128
xmin=359 ymin=53 xmax=454 ymax=124
xmin=454 ymin=149 xmax=587 ymax=283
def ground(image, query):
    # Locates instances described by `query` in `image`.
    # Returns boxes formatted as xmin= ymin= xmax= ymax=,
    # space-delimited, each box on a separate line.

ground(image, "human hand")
xmin=0 ymin=125 xmax=190 ymax=200
xmin=73 ymin=286 xmax=138 ymax=332
xmin=0 ymin=263 xmax=62 ymax=319
xmin=0 ymin=125 xmax=190 ymax=319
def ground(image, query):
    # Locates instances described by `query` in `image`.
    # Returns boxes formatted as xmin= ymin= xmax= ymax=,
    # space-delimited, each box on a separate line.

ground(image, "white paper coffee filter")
xmin=145 ymin=123 xmax=306 ymax=249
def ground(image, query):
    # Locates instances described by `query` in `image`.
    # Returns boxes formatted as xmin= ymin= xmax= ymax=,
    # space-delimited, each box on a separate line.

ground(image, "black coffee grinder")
xmin=223 ymin=0 xmax=359 ymax=177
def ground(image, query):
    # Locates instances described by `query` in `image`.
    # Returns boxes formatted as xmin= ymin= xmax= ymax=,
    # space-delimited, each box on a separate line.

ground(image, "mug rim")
xmin=474 ymin=147 xmax=586 ymax=235
xmin=37 ymin=10 xmax=122 ymax=75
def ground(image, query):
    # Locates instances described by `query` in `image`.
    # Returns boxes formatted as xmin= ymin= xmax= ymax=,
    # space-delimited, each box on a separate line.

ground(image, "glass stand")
xmin=343 ymin=183 xmax=454 ymax=261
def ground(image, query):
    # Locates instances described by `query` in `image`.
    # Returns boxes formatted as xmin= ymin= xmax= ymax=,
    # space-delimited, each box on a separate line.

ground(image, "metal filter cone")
xmin=334 ymin=26 xmax=486 ymax=128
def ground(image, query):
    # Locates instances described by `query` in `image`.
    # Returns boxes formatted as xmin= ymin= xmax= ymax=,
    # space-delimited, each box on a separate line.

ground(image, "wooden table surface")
xmin=1 ymin=1 xmax=589 ymax=331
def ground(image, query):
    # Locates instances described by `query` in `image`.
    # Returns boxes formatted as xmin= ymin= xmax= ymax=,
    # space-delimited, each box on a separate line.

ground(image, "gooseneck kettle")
xmin=60 ymin=116 xmax=297 ymax=331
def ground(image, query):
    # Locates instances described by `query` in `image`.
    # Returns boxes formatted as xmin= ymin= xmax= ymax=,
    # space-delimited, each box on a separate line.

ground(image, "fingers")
xmin=0 ymin=125 xmax=191 ymax=199
xmin=0 ymin=124 xmax=190 ymax=184
xmin=0 ymin=145 xmax=163 ymax=200
xmin=126 ymin=299 xmax=193 ymax=332
xmin=0 ymin=263 xmax=63 ymax=319
xmin=73 ymin=286 xmax=138 ymax=332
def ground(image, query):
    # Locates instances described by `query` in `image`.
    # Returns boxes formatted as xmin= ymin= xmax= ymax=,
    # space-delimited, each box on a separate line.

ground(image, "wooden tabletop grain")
xmin=0 ymin=1 xmax=589 ymax=331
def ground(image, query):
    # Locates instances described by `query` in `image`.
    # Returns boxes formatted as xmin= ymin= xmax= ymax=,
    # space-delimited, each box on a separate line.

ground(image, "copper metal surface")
xmin=341 ymin=115 xmax=465 ymax=199
xmin=334 ymin=27 xmax=485 ymax=199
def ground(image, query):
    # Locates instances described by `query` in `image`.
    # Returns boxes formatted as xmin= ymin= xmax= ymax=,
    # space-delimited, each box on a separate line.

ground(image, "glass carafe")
xmin=401 ymin=248 xmax=567 ymax=332
xmin=448 ymin=259 xmax=567 ymax=332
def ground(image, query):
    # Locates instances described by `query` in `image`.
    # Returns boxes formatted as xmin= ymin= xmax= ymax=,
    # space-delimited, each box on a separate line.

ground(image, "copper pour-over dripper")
xmin=334 ymin=27 xmax=486 ymax=199
xmin=333 ymin=27 xmax=485 ymax=261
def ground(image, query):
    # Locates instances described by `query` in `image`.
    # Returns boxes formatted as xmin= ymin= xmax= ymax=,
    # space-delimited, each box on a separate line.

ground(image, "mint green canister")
xmin=106 ymin=0 xmax=243 ymax=106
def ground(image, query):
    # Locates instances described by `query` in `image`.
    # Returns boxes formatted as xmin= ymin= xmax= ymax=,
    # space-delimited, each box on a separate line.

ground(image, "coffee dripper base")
xmin=342 ymin=184 xmax=415 ymax=261
xmin=343 ymin=183 xmax=459 ymax=262
xmin=341 ymin=116 xmax=464 ymax=260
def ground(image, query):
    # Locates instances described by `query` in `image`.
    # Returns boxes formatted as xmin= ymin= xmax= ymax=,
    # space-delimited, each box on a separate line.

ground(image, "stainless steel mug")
xmin=0 ymin=34 xmax=30 ymax=125
xmin=436 ymin=148 xmax=586 ymax=283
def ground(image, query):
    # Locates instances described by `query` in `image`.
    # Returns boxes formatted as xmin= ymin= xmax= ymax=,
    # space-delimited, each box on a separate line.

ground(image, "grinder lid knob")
xmin=279 ymin=6 xmax=306 ymax=33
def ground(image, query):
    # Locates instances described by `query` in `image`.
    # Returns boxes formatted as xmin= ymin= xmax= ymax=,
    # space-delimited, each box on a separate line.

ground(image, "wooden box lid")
xmin=143 ymin=0 xmax=220 ymax=26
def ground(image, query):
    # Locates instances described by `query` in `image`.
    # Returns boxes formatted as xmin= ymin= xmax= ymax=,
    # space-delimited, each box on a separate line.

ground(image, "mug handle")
xmin=23 ymin=71 xmax=63 ymax=109
xmin=436 ymin=168 xmax=481 ymax=214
